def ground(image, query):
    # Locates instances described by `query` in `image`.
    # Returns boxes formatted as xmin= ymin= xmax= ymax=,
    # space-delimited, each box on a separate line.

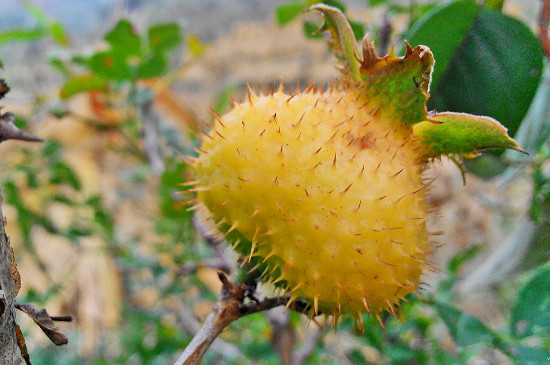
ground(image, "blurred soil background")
xmin=0 ymin=0 xmax=546 ymax=364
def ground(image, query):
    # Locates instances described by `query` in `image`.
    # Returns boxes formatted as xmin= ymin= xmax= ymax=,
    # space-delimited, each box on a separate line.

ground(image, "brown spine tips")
xmin=180 ymin=154 xmax=197 ymax=165
xmin=386 ymin=299 xmax=397 ymax=318
xmin=353 ymin=200 xmax=362 ymax=212
xmin=283 ymin=261 xmax=292 ymax=272
xmin=237 ymin=176 xmax=250 ymax=182
xmin=258 ymin=83 xmax=264 ymax=96
xmin=314 ymin=146 xmax=322 ymax=154
xmin=391 ymin=168 xmax=404 ymax=178
xmin=215 ymin=130 xmax=227 ymax=140
xmin=278 ymin=144 xmax=284 ymax=155
xmin=181 ymin=185 xmax=211 ymax=194
xmin=376 ymin=314 xmax=386 ymax=330
xmin=273 ymin=176 xmax=279 ymax=185
xmin=224 ymin=222 xmax=239 ymax=236
xmin=237 ymin=147 xmax=247 ymax=158
xmin=358 ymin=101 xmax=369 ymax=110
xmin=180 ymin=180 xmax=199 ymax=186
xmin=357 ymin=313 xmax=365 ymax=333
xmin=375 ymin=256 xmax=396 ymax=267
xmin=210 ymin=108 xmax=225 ymax=126
xmin=358 ymin=165 xmax=365 ymax=177
xmin=340 ymin=183 xmax=353 ymax=194
xmin=294 ymin=112 xmax=305 ymax=128
xmin=249 ymin=205 xmax=261 ymax=218
xmin=259 ymin=128 xmax=266 ymax=137
xmin=332 ymin=153 xmax=337 ymax=167
xmin=374 ymin=161 xmax=382 ymax=172
xmin=277 ymin=82 xmax=285 ymax=93
xmin=286 ymin=93 xmax=297 ymax=103
xmin=353 ymin=261 xmax=367 ymax=278
xmin=261 ymin=252 xmax=275 ymax=263
xmin=313 ymin=295 xmax=319 ymax=316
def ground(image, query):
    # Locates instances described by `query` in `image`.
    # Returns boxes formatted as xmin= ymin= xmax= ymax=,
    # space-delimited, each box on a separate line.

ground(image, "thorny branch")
xmin=173 ymin=272 xmax=317 ymax=365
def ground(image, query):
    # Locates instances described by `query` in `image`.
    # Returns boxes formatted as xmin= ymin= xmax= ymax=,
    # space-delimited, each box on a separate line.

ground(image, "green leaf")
xmin=447 ymin=245 xmax=482 ymax=275
xmin=88 ymin=51 xmax=133 ymax=81
xmin=49 ymin=161 xmax=81 ymax=191
xmin=60 ymin=74 xmax=107 ymax=99
xmin=275 ymin=3 xmax=307 ymax=26
xmin=413 ymin=112 xmax=525 ymax=160
xmin=456 ymin=314 xmax=494 ymax=346
xmin=148 ymin=23 xmax=182 ymax=52
xmin=435 ymin=302 xmax=462 ymax=339
xmin=510 ymin=264 xmax=550 ymax=338
xmin=23 ymin=3 xmax=50 ymax=26
xmin=505 ymin=66 xmax=550 ymax=160
xmin=367 ymin=0 xmax=389 ymax=6
xmin=49 ymin=57 xmax=70 ymax=77
xmin=137 ymin=53 xmax=168 ymax=79
xmin=405 ymin=0 xmax=478 ymax=91
xmin=435 ymin=302 xmax=495 ymax=347
xmin=0 ymin=29 xmax=46 ymax=46
xmin=511 ymin=345 xmax=550 ymax=365
xmin=349 ymin=20 xmax=364 ymax=41
xmin=429 ymin=10 xmax=544 ymax=139
xmin=49 ymin=21 xmax=69 ymax=45
xmin=105 ymin=20 xmax=141 ymax=57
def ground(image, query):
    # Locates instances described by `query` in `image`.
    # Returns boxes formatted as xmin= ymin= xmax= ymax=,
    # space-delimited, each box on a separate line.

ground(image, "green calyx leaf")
xmin=307 ymin=4 xmax=361 ymax=82
xmin=413 ymin=112 xmax=526 ymax=160
xmin=359 ymin=37 xmax=434 ymax=126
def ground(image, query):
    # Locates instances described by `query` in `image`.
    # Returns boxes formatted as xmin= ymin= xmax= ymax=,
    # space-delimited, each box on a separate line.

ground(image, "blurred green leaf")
xmin=275 ymin=3 xmax=307 ymax=26
xmin=456 ymin=314 xmax=494 ymax=346
xmin=510 ymin=263 xmax=550 ymax=338
xmin=49 ymin=57 xmax=70 ymax=77
xmin=322 ymin=0 xmax=346 ymax=12
xmin=429 ymin=10 xmax=544 ymax=139
xmin=405 ymin=0 xmax=478 ymax=92
xmin=138 ymin=53 xmax=168 ymax=79
xmin=49 ymin=21 xmax=69 ymax=45
xmin=511 ymin=345 xmax=550 ymax=365
xmin=447 ymin=245 xmax=482 ymax=275
xmin=303 ymin=21 xmax=324 ymax=39
xmin=148 ymin=23 xmax=182 ymax=52
xmin=49 ymin=161 xmax=81 ymax=191
xmin=105 ymin=20 xmax=141 ymax=57
xmin=367 ymin=0 xmax=388 ymax=6
xmin=60 ymin=74 xmax=107 ymax=99
xmin=88 ymin=51 xmax=133 ymax=80
xmin=0 ymin=28 xmax=46 ymax=46
xmin=349 ymin=20 xmax=364 ymax=41
xmin=483 ymin=0 xmax=505 ymax=10
xmin=505 ymin=67 xmax=550 ymax=160
xmin=434 ymin=302 xmax=463 ymax=339
xmin=24 ymin=2 xmax=50 ymax=26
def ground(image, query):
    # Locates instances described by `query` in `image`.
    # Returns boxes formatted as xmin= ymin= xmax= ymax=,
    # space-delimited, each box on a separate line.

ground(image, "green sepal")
xmin=413 ymin=112 xmax=526 ymax=160
xmin=359 ymin=37 xmax=434 ymax=127
xmin=308 ymin=4 xmax=361 ymax=82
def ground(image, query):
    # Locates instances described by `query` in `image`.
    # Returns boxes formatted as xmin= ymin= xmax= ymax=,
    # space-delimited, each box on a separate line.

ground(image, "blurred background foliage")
xmin=0 ymin=0 xmax=548 ymax=364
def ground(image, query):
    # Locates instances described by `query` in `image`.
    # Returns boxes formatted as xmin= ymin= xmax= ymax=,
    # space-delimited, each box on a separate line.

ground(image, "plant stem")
xmin=173 ymin=272 xmax=310 ymax=365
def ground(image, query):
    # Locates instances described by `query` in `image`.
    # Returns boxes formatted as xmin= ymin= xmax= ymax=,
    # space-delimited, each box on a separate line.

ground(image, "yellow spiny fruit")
xmin=186 ymin=5 xmax=523 ymax=323
xmin=193 ymin=85 xmax=429 ymax=318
